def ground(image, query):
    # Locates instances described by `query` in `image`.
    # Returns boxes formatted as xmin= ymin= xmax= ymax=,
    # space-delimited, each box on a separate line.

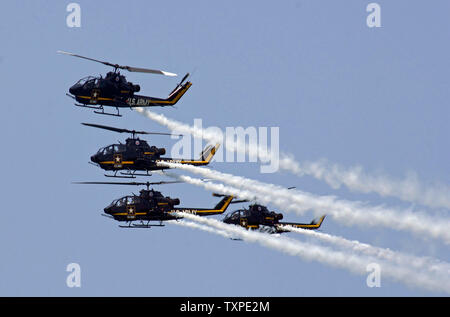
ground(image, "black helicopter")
xmin=74 ymin=181 xmax=234 ymax=228
xmin=220 ymin=194 xmax=326 ymax=234
xmin=83 ymin=123 xmax=220 ymax=178
xmin=58 ymin=51 xmax=192 ymax=116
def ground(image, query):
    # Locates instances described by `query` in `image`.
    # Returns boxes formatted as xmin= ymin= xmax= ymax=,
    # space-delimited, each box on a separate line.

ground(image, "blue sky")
xmin=0 ymin=0 xmax=449 ymax=296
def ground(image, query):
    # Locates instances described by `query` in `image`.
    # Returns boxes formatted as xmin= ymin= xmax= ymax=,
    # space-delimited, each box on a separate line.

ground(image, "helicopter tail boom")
xmin=277 ymin=215 xmax=326 ymax=231
xmin=171 ymin=195 xmax=234 ymax=216
xmin=127 ymin=79 xmax=192 ymax=108
xmin=159 ymin=143 xmax=220 ymax=166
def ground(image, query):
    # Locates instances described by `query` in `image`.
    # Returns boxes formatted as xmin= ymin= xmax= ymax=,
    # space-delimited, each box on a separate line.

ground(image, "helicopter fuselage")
xmin=90 ymin=138 xmax=168 ymax=172
xmin=103 ymin=189 xmax=181 ymax=222
xmin=59 ymin=51 xmax=191 ymax=114
xmin=223 ymin=204 xmax=325 ymax=233
xmin=103 ymin=190 xmax=233 ymax=224
xmin=90 ymin=137 xmax=216 ymax=176
xmin=69 ymin=72 xmax=140 ymax=107
xmin=223 ymin=205 xmax=283 ymax=230
xmin=68 ymin=71 xmax=192 ymax=109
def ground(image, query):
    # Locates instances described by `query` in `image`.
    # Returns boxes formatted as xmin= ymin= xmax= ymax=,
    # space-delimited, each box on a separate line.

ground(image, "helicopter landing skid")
xmin=93 ymin=107 xmax=122 ymax=117
xmin=121 ymin=170 xmax=153 ymax=178
xmin=103 ymin=170 xmax=153 ymax=178
xmin=119 ymin=222 xmax=165 ymax=228
xmin=74 ymin=103 xmax=122 ymax=117
xmin=104 ymin=171 xmax=136 ymax=179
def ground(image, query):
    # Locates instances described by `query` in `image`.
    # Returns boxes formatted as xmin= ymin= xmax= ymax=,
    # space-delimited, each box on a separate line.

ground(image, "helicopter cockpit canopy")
xmin=97 ymin=144 xmax=126 ymax=156
xmin=249 ymin=204 xmax=269 ymax=214
xmin=108 ymin=195 xmax=141 ymax=208
xmin=76 ymin=76 xmax=101 ymax=87
xmin=223 ymin=210 xmax=244 ymax=222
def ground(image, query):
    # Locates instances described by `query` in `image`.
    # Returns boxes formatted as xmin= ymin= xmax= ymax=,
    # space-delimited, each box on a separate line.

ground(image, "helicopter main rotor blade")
xmin=123 ymin=66 xmax=177 ymax=77
xmin=57 ymin=50 xmax=117 ymax=68
xmin=73 ymin=181 xmax=182 ymax=186
xmin=81 ymin=123 xmax=183 ymax=137
xmin=57 ymin=50 xmax=177 ymax=76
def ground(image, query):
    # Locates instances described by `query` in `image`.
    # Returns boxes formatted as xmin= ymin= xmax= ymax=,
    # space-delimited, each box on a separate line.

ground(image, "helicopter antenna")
xmin=81 ymin=123 xmax=183 ymax=139
xmin=57 ymin=51 xmax=177 ymax=76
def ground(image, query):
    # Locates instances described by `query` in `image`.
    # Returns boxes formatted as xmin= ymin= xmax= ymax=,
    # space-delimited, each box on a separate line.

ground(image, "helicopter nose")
xmin=90 ymin=155 xmax=98 ymax=163
xmin=69 ymin=83 xmax=81 ymax=95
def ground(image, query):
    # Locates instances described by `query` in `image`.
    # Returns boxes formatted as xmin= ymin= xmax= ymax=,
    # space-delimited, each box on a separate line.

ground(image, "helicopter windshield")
xmin=251 ymin=205 xmax=269 ymax=214
xmin=76 ymin=76 xmax=100 ymax=86
xmin=97 ymin=145 xmax=113 ymax=156
xmin=114 ymin=144 xmax=126 ymax=153
xmin=109 ymin=196 xmax=141 ymax=208
xmin=97 ymin=144 xmax=125 ymax=156
xmin=224 ymin=210 xmax=242 ymax=221
xmin=126 ymin=196 xmax=141 ymax=204
xmin=109 ymin=197 xmax=125 ymax=208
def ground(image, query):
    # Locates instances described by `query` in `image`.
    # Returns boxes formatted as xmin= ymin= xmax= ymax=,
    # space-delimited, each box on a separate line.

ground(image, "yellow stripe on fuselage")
xmin=152 ymin=83 xmax=191 ymax=104
xmin=112 ymin=212 xmax=147 ymax=216
xmin=169 ymin=196 xmax=234 ymax=214
xmin=99 ymin=161 xmax=134 ymax=165
xmin=78 ymin=96 xmax=114 ymax=101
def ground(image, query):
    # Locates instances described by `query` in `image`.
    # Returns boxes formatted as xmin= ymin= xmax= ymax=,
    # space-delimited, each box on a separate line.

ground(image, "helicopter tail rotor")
xmin=168 ymin=73 xmax=191 ymax=96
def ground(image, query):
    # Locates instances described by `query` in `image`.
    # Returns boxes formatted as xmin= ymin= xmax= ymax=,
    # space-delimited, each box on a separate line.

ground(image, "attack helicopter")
xmin=58 ymin=50 xmax=192 ymax=116
xmin=74 ymin=181 xmax=234 ymax=228
xmin=83 ymin=122 xmax=220 ymax=178
xmin=220 ymin=194 xmax=326 ymax=234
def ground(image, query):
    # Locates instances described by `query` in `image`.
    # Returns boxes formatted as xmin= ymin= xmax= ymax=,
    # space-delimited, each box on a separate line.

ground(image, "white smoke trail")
xmin=168 ymin=181 xmax=450 ymax=278
xmin=135 ymin=108 xmax=222 ymax=145
xmin=280 ymin=158 xmax=450 ymax=210
xmin=136 ymin=108 xmax=450 ymax=210
xmin=159 ymin=163 xmax=450 ymax=244
xmin=168 ymin=220 xmax=232 ymax=239
xmin=282 ymin=225 xmax=450 ymax=278
xmin=175 ymin=212 xmax=450 ymax=294
xmin=135 ymin=108 xmax=276 ymax=171
xmin=165 ymin=172 xmax=450 ymax=280
xmin=160 ymin=170 xmax=267 ymax=206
